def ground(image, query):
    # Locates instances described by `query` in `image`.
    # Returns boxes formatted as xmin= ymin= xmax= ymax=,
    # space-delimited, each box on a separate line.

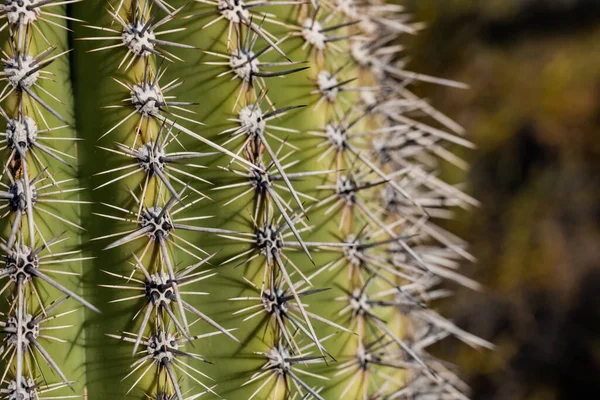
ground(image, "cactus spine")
xmin=0 ymin=0 xmax=490 ymax=399
xmin=0 ymin=1 xmax=99 ymax=398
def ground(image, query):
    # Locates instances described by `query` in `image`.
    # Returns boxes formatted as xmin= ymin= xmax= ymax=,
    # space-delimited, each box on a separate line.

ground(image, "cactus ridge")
xmin=0 ymin=0 xmax=96 ymax=398
xmin=0 ymin=0 xmax=492 ymax=399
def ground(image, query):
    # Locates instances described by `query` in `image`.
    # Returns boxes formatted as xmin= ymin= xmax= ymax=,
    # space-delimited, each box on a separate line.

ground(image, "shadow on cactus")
xmin=0 ymin=0 xmax=491 ymax=399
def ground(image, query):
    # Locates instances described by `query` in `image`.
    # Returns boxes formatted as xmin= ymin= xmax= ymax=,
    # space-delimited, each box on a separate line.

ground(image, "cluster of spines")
xmin=84 ymin=0 xmax=490 ymax=399
xmin=299 ymin=3 xmax=493 ymax=398
xmin=0 ymin=1 xmax=98 ymax=399
xmin=83 ymin=1 xmax=242 ymax=399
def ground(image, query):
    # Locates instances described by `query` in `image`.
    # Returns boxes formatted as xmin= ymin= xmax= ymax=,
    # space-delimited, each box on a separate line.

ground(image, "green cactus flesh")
xmin=0 ymin=0 xmax=491 ymax=399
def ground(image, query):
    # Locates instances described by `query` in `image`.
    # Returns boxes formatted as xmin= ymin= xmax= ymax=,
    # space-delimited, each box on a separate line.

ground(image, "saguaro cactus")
xmin=0 ymin=0 xmax=491 ymax=399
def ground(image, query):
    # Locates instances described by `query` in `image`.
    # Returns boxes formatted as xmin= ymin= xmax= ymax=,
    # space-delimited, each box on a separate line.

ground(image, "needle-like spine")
xmin=75 ymin=0 xmax=487 ymax=398
xmin=0 ymin=0 xmax=98 ymax=397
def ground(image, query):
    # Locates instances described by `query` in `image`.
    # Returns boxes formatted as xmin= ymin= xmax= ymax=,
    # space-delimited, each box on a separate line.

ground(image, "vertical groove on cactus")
xmin=0 ymin=0 xmax=491 ymax=399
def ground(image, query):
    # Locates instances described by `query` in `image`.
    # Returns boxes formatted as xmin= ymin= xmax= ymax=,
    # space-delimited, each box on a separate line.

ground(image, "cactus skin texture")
xmin=0 ymin=0 xmax=492 ymax=399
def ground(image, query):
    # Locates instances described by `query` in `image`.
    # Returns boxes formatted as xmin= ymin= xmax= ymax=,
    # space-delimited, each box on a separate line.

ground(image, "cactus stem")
xmin=245 ymin=339 xmax=328 ymax=400
xmin=108 ymin=326 xmax=223 ymax=398
xmin=82 ymin=2 xmax=192 ymax=69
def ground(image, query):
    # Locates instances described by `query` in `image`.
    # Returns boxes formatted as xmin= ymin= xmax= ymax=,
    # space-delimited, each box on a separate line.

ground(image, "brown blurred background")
xmin=404 ymin=1 xmax=600 ymax=399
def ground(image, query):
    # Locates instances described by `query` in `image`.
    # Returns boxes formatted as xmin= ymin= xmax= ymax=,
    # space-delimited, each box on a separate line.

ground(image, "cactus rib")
xmin=0 ymin=1 xmax=491 ymax=399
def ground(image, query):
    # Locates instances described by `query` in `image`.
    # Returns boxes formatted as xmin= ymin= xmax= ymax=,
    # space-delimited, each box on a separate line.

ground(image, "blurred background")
xmin=404 ymin=1 xmax=600 ymax=399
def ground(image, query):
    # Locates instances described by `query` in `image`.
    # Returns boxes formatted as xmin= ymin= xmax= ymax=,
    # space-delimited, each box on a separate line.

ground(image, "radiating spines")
xmin=86 ymin=0 xmax=483 ymax=398
xmin=386 ymin=240 xmax=482 ymax=291
xmin=0 ymin=0 xmax=89 ymax=397
xmin=1 ymin=39 xmax=70 ymax=123
xmin=315 ymin=167 xmax=394 ymax=231
xmin=310 ymin=64 xmax=367 ymax=118
xmin=230 ymin=275 xmax=351 ymax=354
xmin=95 ymin=120 xmax=213 ymax=203
xmin=0 ymin=169 xmax=88 ymax=247
xmin=97 ymin=186 xmax=210 ymax=256
xmin=212 ymin=209 xmax=364 ymax=356
xmin=367 ymin=282 xmax=494 ymax=351
xmin=98 ymin=55 xmax=259 ymax=170
xmin=329 ymin=4 xmax=488 ymax=394
xmin=0 ymin=108 xmax=77 ymax=169
xmin=213 ymin=153 xmax=332 ymax=239
xmin=214 ymin=154 xmax=316 ymax=207
xmin=348 ymin=31 xmax=467 ymax=89
xmin=361 ymin=88 xmax=475 ymax=175
xmin=309 ymin=111 xmax=425 ymax=209
xmin=377 ymin=318 xmax=473 ymax=400
xmin=212 ymin=205 xmax=316 ymax=270
xmin=100 ymin=251 xmax=238 ymax=356
xmin=148 ymin=387 xmax=215 ymax=400
xmin=0 ymin=0 xmax=84 ymax=37
xmin=221 ymin=96 xmax=304 ymax=161
xmin=90 ymin=2 xmax=229 ymax=398
xmin=99 ymin=60 xmax=201 ymax=143
xmin=113 ymin=0 xmax=177 ymax=16
xmin=387 ymin=320 xmax=473 ymax=400
xmin=108 ymin=323 xmax=224 ymax=400
xmin=96 ymin=184 xmax=242 ymax=348
xmin=0 ymin=235 xmax=98 ymax=312
xmin=286 ymin=6 xmax=359 ymax=58
xmin=0 ymin=295 xmax=79 ymax=389
xmin=191 ymin=0 xmax=305 ymax=59
xmin=82 ymin=0 xmax=194 ymax=70
xmin=307 ymin=228 xmax=424 ymax=290
xmin=380 ymin=183 xmax=463 ymax=220
xmin=218 ymin=96 xmax=311 ymax=219
xmin=1 ymin=0 xmax=44 ymax=29
xmin=243 ymin=339 xmax=328 ymax=400
xmin=203 ymin=23 xmax=307 ymax=110
xmin=334 ymin=336 xmax=422 ymax=400
xmin=320 ymin=0 xmax=359 ymax=20
xmin=0 ymin=375 xmax=79 ymax=400
xmin=333 ymin=283 xmax=438 ymax=383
